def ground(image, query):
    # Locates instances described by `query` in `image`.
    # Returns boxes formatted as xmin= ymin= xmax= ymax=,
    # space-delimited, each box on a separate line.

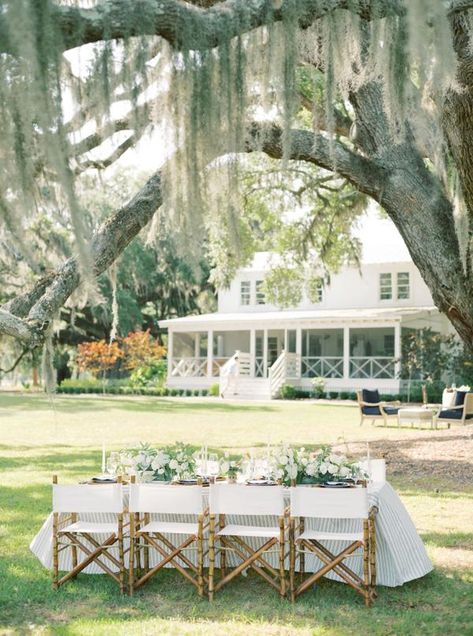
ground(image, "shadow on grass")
xmin=0 ymin=394 xmax=278 ymax=414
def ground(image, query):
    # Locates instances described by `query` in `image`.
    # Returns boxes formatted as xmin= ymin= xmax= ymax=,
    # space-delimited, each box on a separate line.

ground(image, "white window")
xmin=397 ymin=272 xmax=410 ymax=300
xmin=240 ymin=281 xmax=251 ymax=305
xmin=380 ymin=273 xmax=392 ymax=300
xmin=256 ymin=280 xmax=266 ymax=305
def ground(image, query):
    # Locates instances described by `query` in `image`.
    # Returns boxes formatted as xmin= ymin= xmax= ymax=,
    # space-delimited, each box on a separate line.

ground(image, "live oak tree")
xmin=2 ymin=0 xmax=473 ymax=369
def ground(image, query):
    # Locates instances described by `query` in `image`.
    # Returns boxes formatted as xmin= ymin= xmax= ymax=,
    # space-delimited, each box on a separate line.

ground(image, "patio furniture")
xmin=397 ymin=406 xmax=438 ymax=429
xmin=31 ymin=482 xmax=433 ymax=588
xmin=356 ymin=389 xmax=401 ymax=427
xmin=435 ymin=390 xmax=473 ymax=427
xmin=289 ymin=486 xmax=377 ymax=607
xmin=128 ymin=481 xmax=206 ymax=596
xmin=207 ymin=483 xmax=286 ymax=600
xmin=51 ymin=476 xmax=125 ymax=592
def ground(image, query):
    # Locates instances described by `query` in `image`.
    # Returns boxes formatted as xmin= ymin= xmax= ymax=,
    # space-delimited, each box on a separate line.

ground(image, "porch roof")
xmin=159 ymin=306 xmax=439 ymax=329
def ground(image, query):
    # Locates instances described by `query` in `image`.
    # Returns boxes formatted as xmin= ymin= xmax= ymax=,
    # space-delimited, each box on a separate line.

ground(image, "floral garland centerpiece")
xmin=113 ymin=442 xmax=197 ymax=482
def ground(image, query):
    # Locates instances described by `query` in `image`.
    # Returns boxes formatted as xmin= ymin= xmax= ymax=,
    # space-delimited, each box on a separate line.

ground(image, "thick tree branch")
xmin=0 ymin=0 xmax=405 ymax=56
xmin=246 ymin=123 xmax=385 ymax=200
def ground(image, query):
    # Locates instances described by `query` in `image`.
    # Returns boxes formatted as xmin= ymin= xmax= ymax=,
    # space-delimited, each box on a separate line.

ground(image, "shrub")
xmin=311 ymin=376 xmax=326 ymax=398
xmin=201 ymin=389 xmax=208 ymax=397
xmin=209 ymin=383 xmax=220 ymax=397
xmin=280 ymin=384 xmax=297 ymax=399
xmin=192 ymin=389 xmax=200 ymax=396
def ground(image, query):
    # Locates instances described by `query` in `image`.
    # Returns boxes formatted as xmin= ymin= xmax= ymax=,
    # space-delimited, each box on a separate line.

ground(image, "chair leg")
xmin=219 ymin=514 xmax=226 ymax=579
xmin=52 ymin=512 xmax=59 ymax=590
xmin=289 ymin=517 xmax=295 ymax=602
xmin=279 ymin=516 xmax=285 ymax=598
xmin=363 ymin=520 xmax=371 ymax=608
xmin=299 ymin=518 xmax=305 ymax=585
xmin=197 ymin=515 xmax=204 ymax=597
xmin=118 ymin=515 xmax=125 ymax=594
xmin=369 ymin=515 xmax=377 ymax=597
xmin=208 ymin=515 xmax=216 ymax=601
xmin=129 ymin=515 xmax=135 ymax=595
xmin=144 ymin=513 xmax=150 ymax=573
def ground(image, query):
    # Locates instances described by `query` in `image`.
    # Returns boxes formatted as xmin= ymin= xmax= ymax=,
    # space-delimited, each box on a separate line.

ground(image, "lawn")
xmin=0 ymin=393 xmax=472 ymax=636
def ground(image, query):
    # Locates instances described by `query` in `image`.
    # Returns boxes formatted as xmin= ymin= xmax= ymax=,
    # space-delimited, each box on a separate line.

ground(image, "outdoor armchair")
xmin=356 ymin=389 xmax=401 ymax=427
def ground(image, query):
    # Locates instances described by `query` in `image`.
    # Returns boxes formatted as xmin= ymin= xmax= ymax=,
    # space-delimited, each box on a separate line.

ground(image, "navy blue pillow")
xmin=362 ymin=389 xmax=380 ymax=405
xmin=454 ymin=390 xmax=467 ymax=406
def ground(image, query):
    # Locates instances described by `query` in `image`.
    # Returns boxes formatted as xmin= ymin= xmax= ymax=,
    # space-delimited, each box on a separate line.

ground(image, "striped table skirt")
xmin=30 ymin=482 xmax=432 ymax=587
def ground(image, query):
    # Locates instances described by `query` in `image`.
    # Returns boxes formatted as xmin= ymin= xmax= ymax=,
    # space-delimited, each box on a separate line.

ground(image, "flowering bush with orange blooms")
xmin=76 ymin=340 xmax=123 ymax=378
xmin=121 ymin=330 xmax=166 ymax=371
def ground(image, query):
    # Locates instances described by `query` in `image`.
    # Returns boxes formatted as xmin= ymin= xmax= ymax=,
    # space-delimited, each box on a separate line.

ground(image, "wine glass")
xmin=106 ymin=452 xmax=120 ymax=476
xmin=208 ymin=453 xmax=219 ymax=480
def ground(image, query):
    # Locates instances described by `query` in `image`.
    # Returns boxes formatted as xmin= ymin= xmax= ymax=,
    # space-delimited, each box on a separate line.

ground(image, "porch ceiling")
xmin=159 ymin=306 xmax=439 ymax=330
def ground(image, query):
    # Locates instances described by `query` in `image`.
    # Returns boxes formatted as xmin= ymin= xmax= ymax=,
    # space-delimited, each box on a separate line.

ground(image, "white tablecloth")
xmin=30 ymin=482 xmax=432 ymax=587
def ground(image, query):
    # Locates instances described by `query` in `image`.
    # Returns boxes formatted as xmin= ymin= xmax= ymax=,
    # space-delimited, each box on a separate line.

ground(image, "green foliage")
xmin=129 ymin=360 xmax=167 ymax=388
xmin=209 ymin=383 xmax=220 ymax=397
xmin=279 ymin=384 xmax=298 ymax=399
xmin=311 ymin=376 xmax=326 ymax=398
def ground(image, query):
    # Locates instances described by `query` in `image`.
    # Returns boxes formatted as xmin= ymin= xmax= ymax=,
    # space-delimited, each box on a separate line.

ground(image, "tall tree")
xmin=1 ymin=0 xmax=473 ymax=357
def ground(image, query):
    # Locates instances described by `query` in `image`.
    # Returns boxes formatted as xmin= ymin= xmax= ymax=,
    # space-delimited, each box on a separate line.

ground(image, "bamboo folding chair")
xmin=208 ymin=483 xmax=287 ymax=601
xmin=289 ymin=486 xmax=377 ymax=607
xmin=52 ymin=475 xmax=126 ymax=592
xmin=128 ymin=481 xmax=207 ymax=596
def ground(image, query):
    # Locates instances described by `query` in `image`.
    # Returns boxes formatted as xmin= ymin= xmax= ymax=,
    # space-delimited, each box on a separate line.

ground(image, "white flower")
xmin=279 ymin=455 xmax=288 ymax=465
xmin=220 ymin=461 xmax=230 ymax=474
xmin=329 ymin=454 xmax=343 ymax=465
xmin=327 ymin=463 xmax=338 ymax=475
xmin=169 ymin=459 xmax=179 ymax=470
xmin=305 ymin=463 xmax=317 ymax=477
xmin=339 ymin=466 xmax=351 ymax=478
xmin=319 ymin=462 xmax=329 ymax=475
xmin=276 ymin=468 xmax=284 ymax=479
xmin=157 ymin=468 xmax=165 ymax=475
xmin=288 ymin=464 xmax=298 ymax=479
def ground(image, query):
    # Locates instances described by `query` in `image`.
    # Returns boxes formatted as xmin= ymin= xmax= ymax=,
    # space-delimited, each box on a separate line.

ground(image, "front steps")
xmin=220 ymin=377 xmax=272 ymax=400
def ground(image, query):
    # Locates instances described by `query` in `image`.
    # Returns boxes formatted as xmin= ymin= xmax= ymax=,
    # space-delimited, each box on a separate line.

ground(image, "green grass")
xmin=0 ymin=394 xmax=472 ymax=635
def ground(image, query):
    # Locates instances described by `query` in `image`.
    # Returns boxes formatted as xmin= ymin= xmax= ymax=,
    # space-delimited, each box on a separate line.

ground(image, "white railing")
xmin=349 ymin=357 xmax=395 ymax=379
xmin=211 ymin=357 xmax=231 ymax=376
xmin=171 ymin=357 xmax=207 ymax=378
xmin=301 ymin=356 xmax=343 ymax=378
xmin=219 ymin=351 xmax=251 ymax=395
xmin=255 ymin=357 xmax=264 ymax=377
xmin=269 ymin=351 xmax=300 ymax=397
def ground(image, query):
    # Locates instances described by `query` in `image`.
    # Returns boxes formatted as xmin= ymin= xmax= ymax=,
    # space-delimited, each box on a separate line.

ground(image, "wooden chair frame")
xmin=289 ymin=502 xmax=378 ymax=608
xmin=434 ymin=392 xmax=473 ymax=427
xmin=128 ymin=479 xmax=209 ymax=597
xmin=52 ymin=475 xmax=127 ymax=593
xmin=208 ymin=511 xmax=287 ymax=601
xmin=356 ymin=390 xmax=401 ymax=427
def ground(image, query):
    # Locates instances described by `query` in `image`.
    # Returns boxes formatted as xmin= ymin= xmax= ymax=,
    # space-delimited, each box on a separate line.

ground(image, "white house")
xmin=159 ymin=215 xmax=451 ymax=399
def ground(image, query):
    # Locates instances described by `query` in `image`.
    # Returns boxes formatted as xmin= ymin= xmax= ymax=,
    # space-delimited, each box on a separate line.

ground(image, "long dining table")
xmin=30 ymin=481 xmax=433 ymax=587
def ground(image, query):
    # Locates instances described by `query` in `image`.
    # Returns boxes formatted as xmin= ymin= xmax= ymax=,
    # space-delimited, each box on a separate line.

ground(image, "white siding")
xmin=218 ymin=261 xmax=433 ymax=314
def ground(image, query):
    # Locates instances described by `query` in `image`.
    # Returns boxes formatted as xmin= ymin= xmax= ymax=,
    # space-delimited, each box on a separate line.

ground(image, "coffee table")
xmin=397 ymin=406 xmax=438 ymax=429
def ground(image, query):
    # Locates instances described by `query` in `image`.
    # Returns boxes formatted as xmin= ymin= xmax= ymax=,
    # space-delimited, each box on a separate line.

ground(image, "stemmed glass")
xmin=106 ymin=452 xmax=120 ymax=477
xmin=208 ymin=453 xmax=219 ymax=481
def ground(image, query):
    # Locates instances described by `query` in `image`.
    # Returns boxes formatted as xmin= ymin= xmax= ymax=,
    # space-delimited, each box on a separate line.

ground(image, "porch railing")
xmin=301 ymin=356 xmax=343 ymax=378
xmin=269 ymin=351 xmax=300 ymax=397
xmin=349 ymin=356 xmax=395 ymax=379
xmin=171 ymin=357 xmax=207 ymax=378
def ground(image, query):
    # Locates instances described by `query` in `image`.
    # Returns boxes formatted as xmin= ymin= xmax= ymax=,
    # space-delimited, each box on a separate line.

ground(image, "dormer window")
xmin=256 ymin=280 xmax=266 ymax=305
xmin=379 ymin=273 xmax=392 ymax=300
xmin=397 ymin=272 xmax=410 ymax=299
xmin=240 ymin=280 xmax=251 ymax=305
xmin=315 ymin=282 xmax=323 ymax=303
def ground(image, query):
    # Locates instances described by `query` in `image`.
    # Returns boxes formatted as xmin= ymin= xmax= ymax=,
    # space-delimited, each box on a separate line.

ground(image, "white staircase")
xmin=229 ymin=377 xmax=272 ymax=400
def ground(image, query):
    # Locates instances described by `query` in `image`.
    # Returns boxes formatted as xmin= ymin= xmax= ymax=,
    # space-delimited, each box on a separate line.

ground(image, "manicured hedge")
xmin=56 ymin=385 xmax=209 ymax=397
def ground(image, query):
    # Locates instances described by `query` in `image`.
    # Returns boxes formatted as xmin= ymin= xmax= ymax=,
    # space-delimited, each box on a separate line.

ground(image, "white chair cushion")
xmin=299 ymin=529 xmax=364 ymax=543
xmin=60 ymin=521 xmax=118 ymax=534
xmin=139 ymin=521 xmax=199 ymax=535
xmin=217 ymin=524 xmax=280 ymax=539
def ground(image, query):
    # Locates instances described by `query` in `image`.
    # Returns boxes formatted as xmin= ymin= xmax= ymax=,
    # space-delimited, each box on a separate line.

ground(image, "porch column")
xmin=194 ymin=333 xmax=200 ymax=358
xmin=207 ymin=330 xmax=214 ymax=378
xmin=394 ymin=322 xmax=401 ymax=378
xmin=250 ymin=329 xmax=256 ymax=377
xmin=167 ymin=329 xmax=174 ymax=381
xmin=296 ymin=328 xmax=302 ymax=378
xmin=343 ymin=326 xmax=350 ymax=379
xmin=263 ymin=328 xmax=268 ymax=378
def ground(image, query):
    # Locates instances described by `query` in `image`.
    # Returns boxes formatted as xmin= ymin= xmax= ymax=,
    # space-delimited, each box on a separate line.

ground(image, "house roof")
xmin=159 ymin=306 xmax=439 ymax=329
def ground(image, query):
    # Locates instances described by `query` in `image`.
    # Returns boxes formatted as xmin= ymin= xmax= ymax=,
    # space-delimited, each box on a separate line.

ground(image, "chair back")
xmin=290 ymin=486 xmax=369 ymax=519
xmin=129 ymin=483 xmax=203 ymax=514
xmin=209 ymin=483 xmax=284 ymax=516
xmin=464 ymin=393 xmax=473 ymax=416
xmin=53 ymin=484 xmax=123 ymax=513
xmin=358 ymin=458 xmax=386 ymax=483
xmin=358 ymin=389 xmax=381 ymax=415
